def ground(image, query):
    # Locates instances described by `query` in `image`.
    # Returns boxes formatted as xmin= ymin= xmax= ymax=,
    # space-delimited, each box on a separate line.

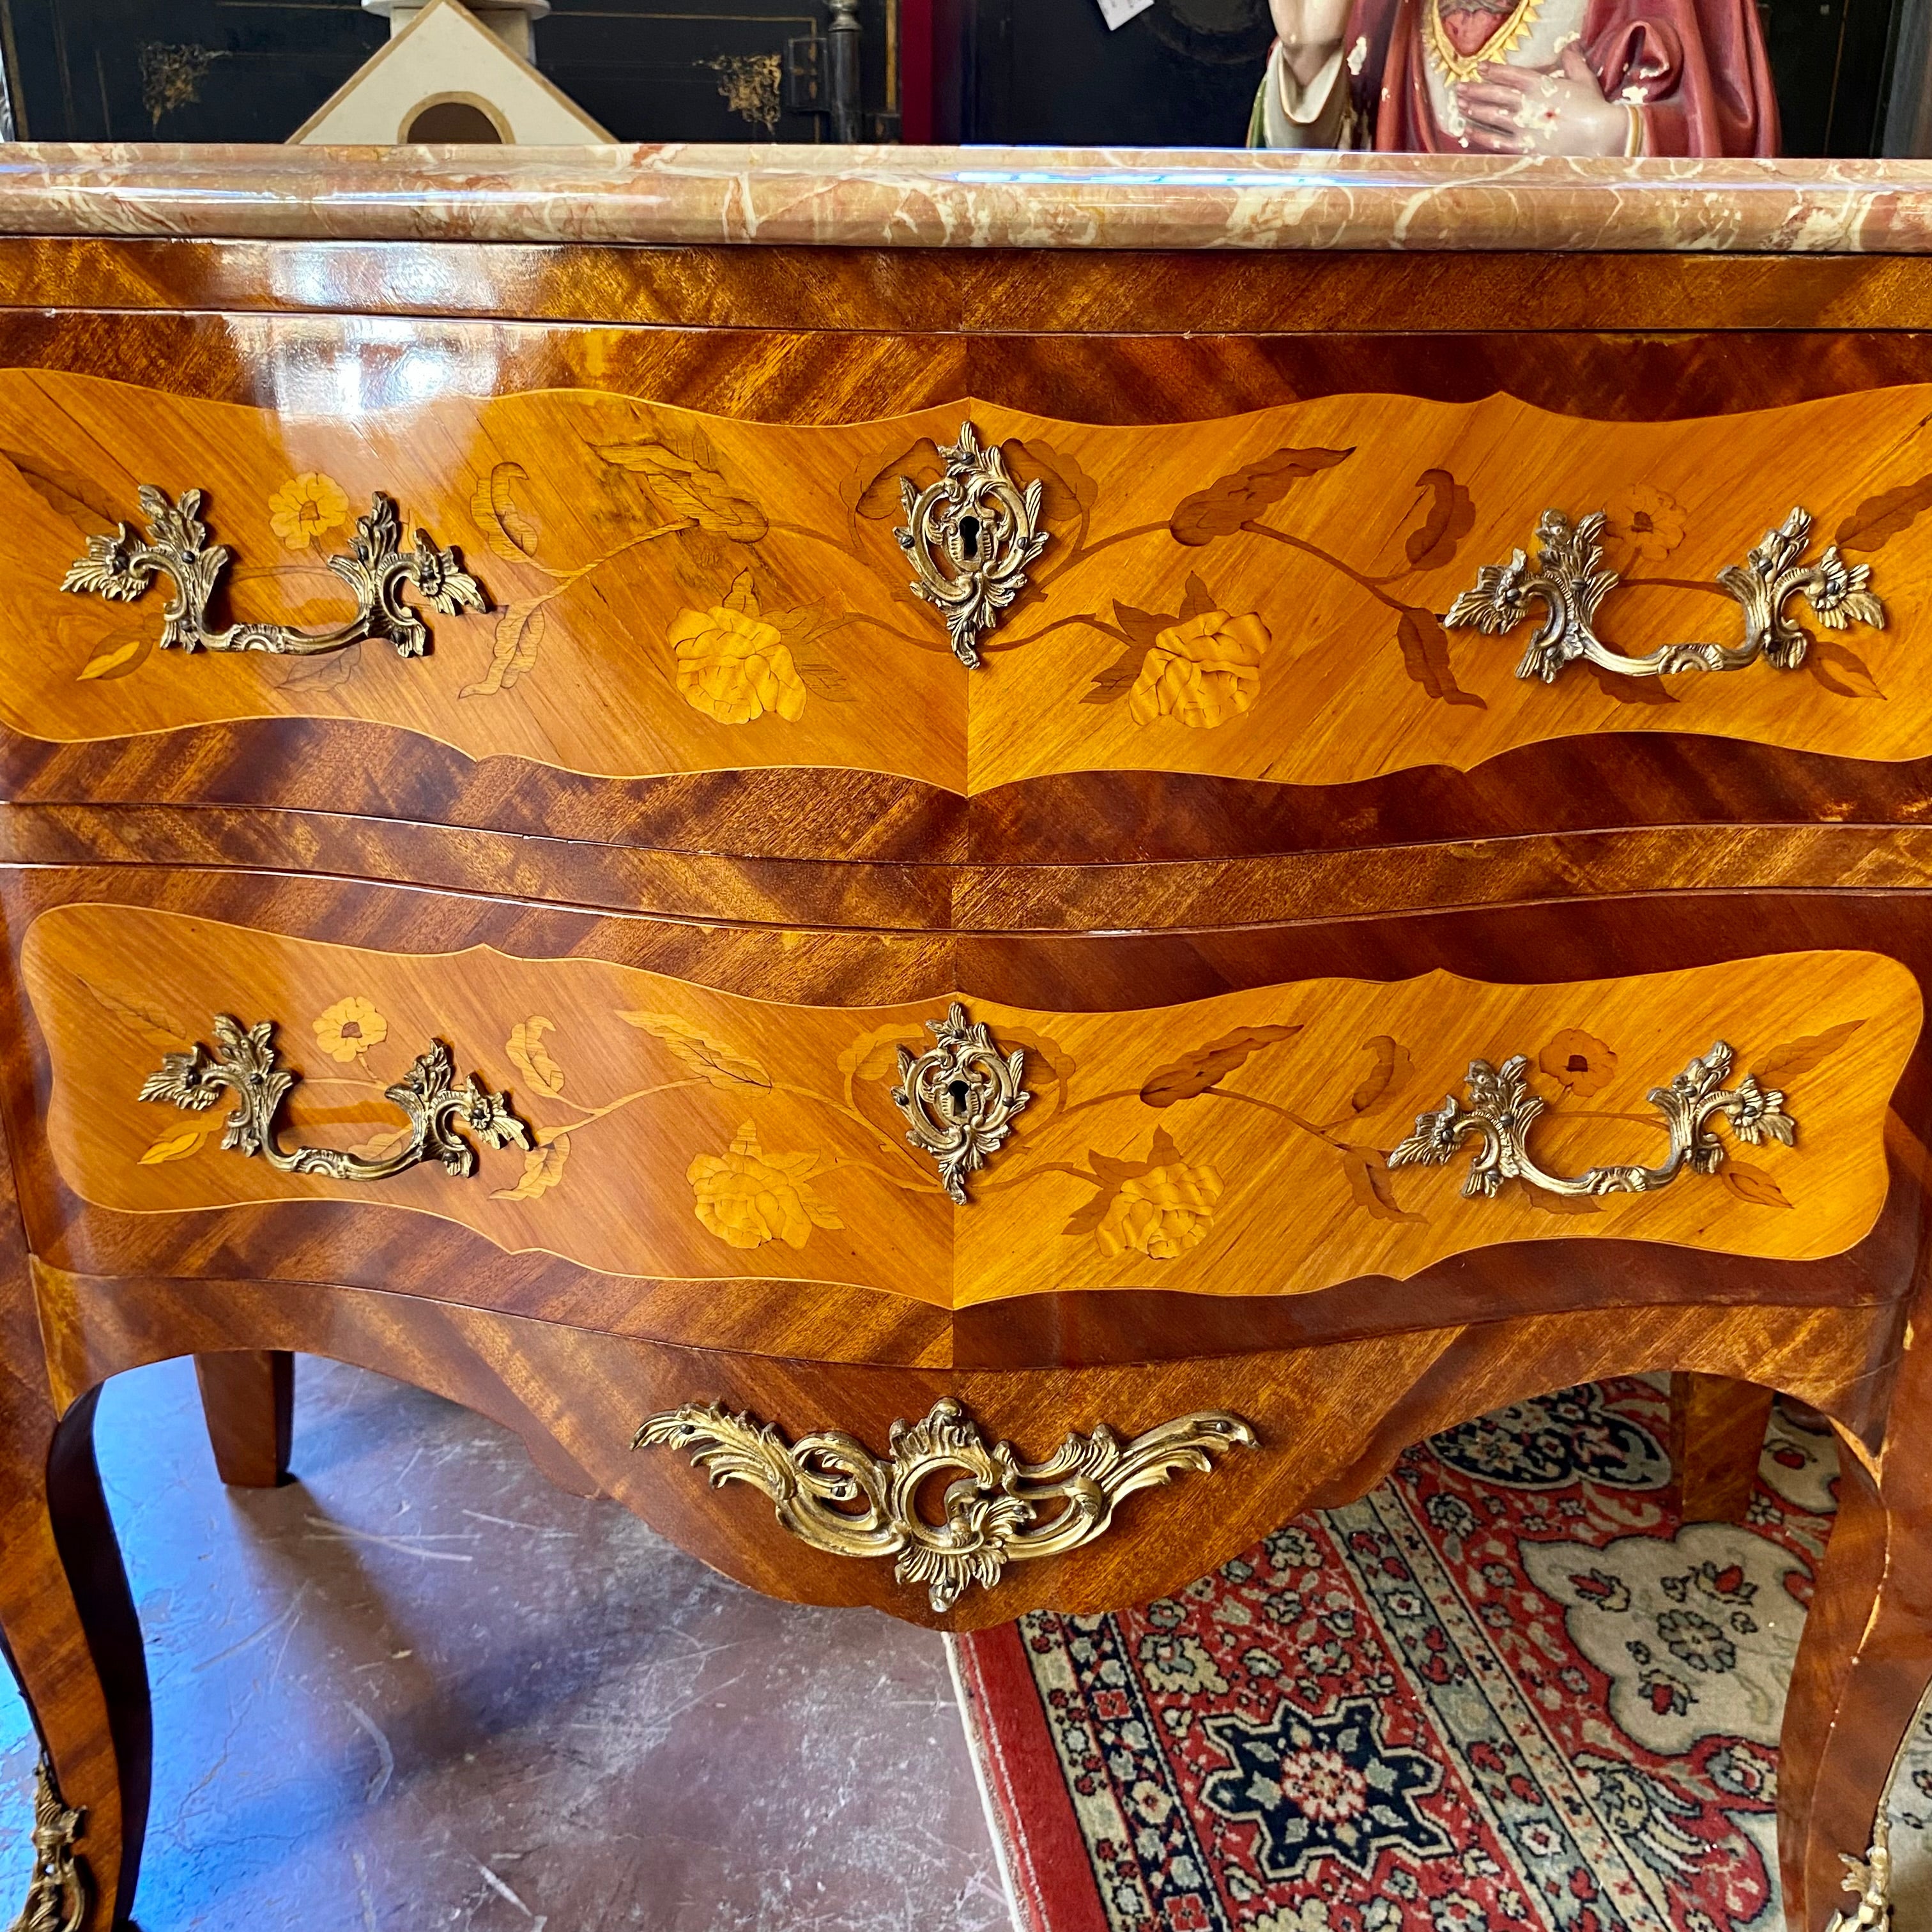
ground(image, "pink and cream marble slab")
xmin=1 ymin=142 xmax=1931 ymax=250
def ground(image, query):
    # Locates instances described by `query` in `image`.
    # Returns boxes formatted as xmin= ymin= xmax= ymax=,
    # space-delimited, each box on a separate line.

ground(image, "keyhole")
xmin=958 ymin=516 xmax=981 ymax=562
xmin=946 ymin=1078 xmax=972 ymax=1119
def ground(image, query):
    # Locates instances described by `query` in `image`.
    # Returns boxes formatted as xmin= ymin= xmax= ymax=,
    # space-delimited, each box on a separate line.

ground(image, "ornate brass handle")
xmin=1446 ymin=506 xmax=1883 ymax=683
xmin=1389 ymin=1040 xmax=1794 ymax=1200
xmin=62 ymin=486 xmax=486 ymax=657
xmin=139 ymin=1014 xmax=527 ymax=1182
xmin=890 ymin=1003 xmax=1030 ymax=1204
xmin=894 ymin=420 xmax=1048 ymax=668
xmin=635 ymin=1397 xmax=1255 ymax=1613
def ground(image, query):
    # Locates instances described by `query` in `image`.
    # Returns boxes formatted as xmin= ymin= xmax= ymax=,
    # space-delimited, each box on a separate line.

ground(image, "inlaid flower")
xmin=312 ymin=996 xmax=387 ymax=1064
xmin=669 ymin=605 xmax=807 ymax=725
xmin=1601 ymin=484 xmax=1685 ymax=567
xmin=1128 ymin=610 xmax=1268 ymax=730
xmin=688 ymin=1120 xmax=843 ymax=1250
xmin=268 ymin=472 xmax=350 ymax=551
xmin=1094 ymin=1158 xmax=1223 ymax=1261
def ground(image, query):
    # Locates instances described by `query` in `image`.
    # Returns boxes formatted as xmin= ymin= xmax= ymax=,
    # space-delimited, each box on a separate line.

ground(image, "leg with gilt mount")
xmin=1779 ymin=1296 xmax=1932 ymax=1932
xmin=0 ymin=1141 xmax=148 ymax=1929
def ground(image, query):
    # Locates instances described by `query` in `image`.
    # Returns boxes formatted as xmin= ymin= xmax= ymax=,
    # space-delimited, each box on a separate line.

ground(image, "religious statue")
xmin=1251 ymin=0 xmax=1779 ymax=153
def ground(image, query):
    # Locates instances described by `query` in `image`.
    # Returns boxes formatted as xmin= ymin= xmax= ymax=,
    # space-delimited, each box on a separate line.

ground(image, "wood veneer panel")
xmin=10 ymin=377 xmax=1930 ymax=806
xmin=13 ymin=309 xmax=1932 ymax=425
xmin=16 ymin=901 xmax=1919 ymax=1306
xmin=17 ymin=240 xmax=1932 ymax=337
xmin=29 ymin=1266 xmax=1905 ymax=1630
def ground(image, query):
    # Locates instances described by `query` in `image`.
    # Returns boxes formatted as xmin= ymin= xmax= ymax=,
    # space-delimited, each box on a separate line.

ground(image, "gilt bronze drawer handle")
xmin=1446 ymin=506 xmax=1883 ymax=683
xmin=62 ymin=485 xmax=486 ymax=658
xmin=635 ymin=1396 xmax=1256 ymax=1613
xmin=139 ymin=1014 xmax=528 ymax=1182
xmin=1390 ymin=1040 xmax=1793 ymax=1200
xmin=895 ymin=420 xmax=1048 ymax=668
xmin=891 ymin=1002 xmax=1029 ymax=1204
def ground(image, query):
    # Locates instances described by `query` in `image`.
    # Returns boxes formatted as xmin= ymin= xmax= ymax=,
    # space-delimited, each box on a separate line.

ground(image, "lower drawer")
xmin=15 ymin=900 xmax=1919 ymax=1312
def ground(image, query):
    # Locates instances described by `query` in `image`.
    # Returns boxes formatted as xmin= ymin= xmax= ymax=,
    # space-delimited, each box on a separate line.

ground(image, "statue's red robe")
xmin=1296 ymin=0 xmax=1779 ymax=155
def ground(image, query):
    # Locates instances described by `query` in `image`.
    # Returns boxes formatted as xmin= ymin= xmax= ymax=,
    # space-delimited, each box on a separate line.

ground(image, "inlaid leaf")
xmin=1537 ymin=1029 xmax=1618 ymax=1099
xmin=1514 ymin=1182 xmax=1602 ymax=1216
xmin=78 ymin=977 xmax=185 ymax=1050
xmin=470 ymin=461 xmax=540 ymax=563
xmin=267 ymin=641 xmax=362 ymax=692
xmin=1177 ymin=573 xmax=1218 ymax=622
xmin=1836 ymin=475 xmax=1932 ymax=553
xmin=1586 ymin=662 xmax=1678 ymax=706
xmin=1722 ymin=1162 xmax=1791 ymax=1209
xmin=1347 ymin=1036 xmax=1414 ymax=1116
xmin=1395 ymin=607 xmax=1485 ymax=709
xmin=850 ymin=439 xmax=945 ymax=519
xmin=1169 ymin=447 xmax=1353 ymax=546
xmin=491 ymin=1135 xmax=571 ymax=1202
xmin=598 ymin=440 xmax=767 ymax=540
xmin=1139 ymin=1023 xmax=1303 ymax=1107
xmin=1002 ymin=439 xmax=1100 ymax=522
xmin=347 ymin=1123 xmax=414 ymax=1163
xmin=1755 ymin=1019 xmax=1864 ymax=1087
xmin=1805 ymin=640 xmax=1885 ymax=699
xmin=792 ymin=657 xmax=854 ymax=701
xmin=139 ymin=1126 xmax=207 ymax=1165
xmin=1112 ymin=602 xmax=1170 ymax=648
xmin=1083 ymin=640 xmax=1146 ymax=705
xmin=506 ymin=1017 xmax=565 ymax=1098
xmin=75 ymin=629 xmax=151 ymax=682
xmin=2 ymin=450 xmax=120 ymax=534
xmin=620 ymin=1011 xmax=772 ymax=1089
xmin=723 ymin=569 xmax=759 ymax=617
xmin=996 ymin=1025 xmax=1076 ymax=1112
xmin=459 ymin=599 xmax=547 ymax=698
xmin=837 ymin=1022 xmax=926 ymax=1098
xmin=1401 ymin=469 xmax=1476 ymax=572
xmin=1337 ymin=1145 xmax=1425 ymax=1224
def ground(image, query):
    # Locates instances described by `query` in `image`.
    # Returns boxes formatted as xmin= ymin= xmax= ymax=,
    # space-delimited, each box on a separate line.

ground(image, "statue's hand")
xmin=1453 ymin=45 xmax=1631 ymax=155
xmin=1269 ymin=0 xmax=1354 ymax=88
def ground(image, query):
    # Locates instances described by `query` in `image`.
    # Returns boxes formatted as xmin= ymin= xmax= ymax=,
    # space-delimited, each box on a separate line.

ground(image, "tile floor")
xmin=0 ymin=1355 xmax=1011 ymax=1932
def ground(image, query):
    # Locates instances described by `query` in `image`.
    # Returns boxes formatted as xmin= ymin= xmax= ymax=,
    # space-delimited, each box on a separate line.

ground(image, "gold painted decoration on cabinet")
xmin=61 ymin=484 xmax=486 ymax=657
xmin=21 ymin=907 xmax=1919 ymax=1306
xmin=1446 ymin=505 xmax=1884 ymax=682
xmin=15 ymin=375 xmax=1932 ymax=790
xmin=634 ymin=1396 xmax=1255 ymax=1612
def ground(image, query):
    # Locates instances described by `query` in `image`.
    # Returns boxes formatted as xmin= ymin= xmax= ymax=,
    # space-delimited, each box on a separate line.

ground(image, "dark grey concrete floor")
xmin=0 ymin=1355 xmax=1011 ymax=1932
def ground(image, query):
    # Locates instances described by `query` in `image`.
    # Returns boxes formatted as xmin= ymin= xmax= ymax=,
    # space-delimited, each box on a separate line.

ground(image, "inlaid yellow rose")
xmin=312 ymin=997 xmax=387 ymax=1064
xmin=1094 ymin=1160 xmax=1223 ymax=1261
xmin=669 ymin=605 xmax=807 ymax=725
xmin=688 ymin=1121 xmax=842 ymax=1249
xmin=268 ymin=472 xmax=350 ymax=551
xmin=1129 ymin=610 xmax=1268 ymax=729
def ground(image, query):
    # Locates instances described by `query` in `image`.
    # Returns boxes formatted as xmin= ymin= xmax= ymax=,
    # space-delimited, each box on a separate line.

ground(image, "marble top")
xmin=3 ymin=143 xmax=1932 ymax=252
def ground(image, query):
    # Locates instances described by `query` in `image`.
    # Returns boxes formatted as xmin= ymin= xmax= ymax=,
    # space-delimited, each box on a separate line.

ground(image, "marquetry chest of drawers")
xmin=1 ymin=147 xmax=1931 ymax=1932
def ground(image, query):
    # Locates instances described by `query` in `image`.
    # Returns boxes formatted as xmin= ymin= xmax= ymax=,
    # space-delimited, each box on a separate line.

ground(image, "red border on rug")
xmin=955 ymin=1625 xmax=1110 ymax=1932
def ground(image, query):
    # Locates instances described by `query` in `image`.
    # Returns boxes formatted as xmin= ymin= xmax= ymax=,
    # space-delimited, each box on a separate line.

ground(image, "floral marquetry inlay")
xmin=20 ymin=379 xmax=1932 ymax=793
xmin=21 ymin=906 xmax=1923 ymax=1307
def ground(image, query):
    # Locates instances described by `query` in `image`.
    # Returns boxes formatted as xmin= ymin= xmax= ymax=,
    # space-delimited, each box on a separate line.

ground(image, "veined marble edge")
xmin=0 ymin=144 xmax=1931 ymax=250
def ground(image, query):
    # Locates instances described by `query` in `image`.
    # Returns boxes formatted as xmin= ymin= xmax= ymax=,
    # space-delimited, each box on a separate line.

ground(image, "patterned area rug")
xmin=953 ymin=1379 xmax=1932 ymax=1932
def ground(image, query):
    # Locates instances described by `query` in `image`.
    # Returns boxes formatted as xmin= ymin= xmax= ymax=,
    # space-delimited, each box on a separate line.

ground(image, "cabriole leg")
xmin=1779 ymin=1322 xmax=1932 ymax=1931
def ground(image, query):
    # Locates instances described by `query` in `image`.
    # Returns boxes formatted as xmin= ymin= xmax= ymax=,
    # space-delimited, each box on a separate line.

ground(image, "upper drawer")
xmin=4 ymin=368 xmax=1929 ymax=846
